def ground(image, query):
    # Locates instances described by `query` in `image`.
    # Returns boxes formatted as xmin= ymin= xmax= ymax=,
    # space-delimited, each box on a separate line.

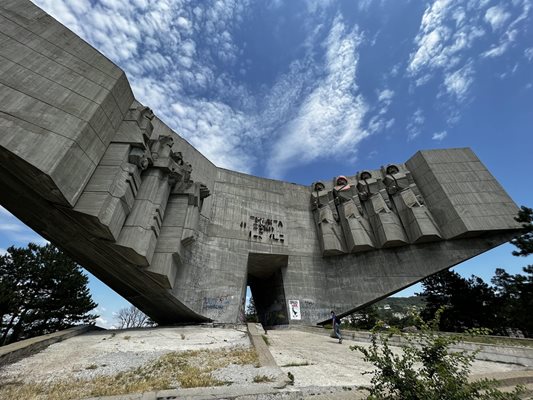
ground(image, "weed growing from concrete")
xmin=0 ymin=346 xmax=259 ymax=399
xmin=261 ymin=334 xmax=270 ymax=346
xmin=281 ymin=361 xmax=310 ymax=367
xmin=287 ymin=372 xmax=295 ymax=385
xmin=252 ymin=375 xmax=274 ymax=383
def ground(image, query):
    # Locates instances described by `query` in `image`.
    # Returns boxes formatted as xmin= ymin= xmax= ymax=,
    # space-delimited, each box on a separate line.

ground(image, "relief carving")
xmin=356 ymin=170 xmax=408 ymax=248
xmin=382 ymin=164 xmax=441 ymax=243
xmin=311 ymin=163 xmax=443 ymax=257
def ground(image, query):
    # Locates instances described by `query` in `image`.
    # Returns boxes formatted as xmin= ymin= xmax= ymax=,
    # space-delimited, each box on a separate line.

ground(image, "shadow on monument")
xmin=246 ymin=253 xmax=289 ymax=327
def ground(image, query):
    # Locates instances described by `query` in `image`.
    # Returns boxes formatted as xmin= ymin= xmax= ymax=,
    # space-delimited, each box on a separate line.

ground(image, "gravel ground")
xmin=212 ymin=364 xmax=281 ymax=384
xmin=0 ymin=325 xmax=250 ymax=383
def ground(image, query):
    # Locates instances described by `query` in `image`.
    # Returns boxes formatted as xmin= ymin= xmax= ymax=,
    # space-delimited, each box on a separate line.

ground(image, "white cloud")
xmin=407 ymin=108 xmax=425 ymax=140
xmin=266 ymin=16 xmax=370 ymax=178
xmin=484 ymin=5 xmax=511 ymax=30
xmin=525 ymin=48 xmax=533 ymax=61
xmin=432 ymin=131 xmax=448 ymax=140
xmin=444 ymin=63 xmax=473 ymax=101
xmin=378 ymin=89 xmax=394 ymax=103
xmin=0 ymin=248 xmax=6 ymax=256
xmin=0 ymin=222 xmax=25 ymax=233
xmin=95 ymin=316 xmax=116 ymax=329
xmin=482 ymin=42 xmax=509 ymax=58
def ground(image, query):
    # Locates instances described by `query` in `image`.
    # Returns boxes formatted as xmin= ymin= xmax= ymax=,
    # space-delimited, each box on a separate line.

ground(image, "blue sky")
xmin=1 ymin=0 xmax=531 ymax=327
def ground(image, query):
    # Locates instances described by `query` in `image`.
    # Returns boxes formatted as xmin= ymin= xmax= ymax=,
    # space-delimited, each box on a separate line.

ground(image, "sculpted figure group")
xmin=311 ymin=165 xmax=441 ymax=256
xmin=74 ymin=105 xmax=209 ymax=288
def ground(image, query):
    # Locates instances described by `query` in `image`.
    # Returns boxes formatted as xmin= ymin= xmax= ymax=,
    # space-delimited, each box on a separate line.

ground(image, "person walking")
xmin=331 ymin=310 xmax=342 ymax=344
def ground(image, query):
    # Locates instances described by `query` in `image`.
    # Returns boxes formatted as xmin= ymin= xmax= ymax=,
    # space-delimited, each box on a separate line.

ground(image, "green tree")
xmin=245 ymin=297 xmax=258 ymax=322
xmin=419 ymin=270 xmax=497 ymax=333
xmin=0 ymin=243 xmax=97 ymax=345
xmin=511 ymin=206 xmax=533 ymax=257
xmin=351 ymin=310 xmax=524 ymax=400
xmin=349 ymin=305 xmax=379 ymax=330
xmin=492 ymin=266 xmax=533 ymax=337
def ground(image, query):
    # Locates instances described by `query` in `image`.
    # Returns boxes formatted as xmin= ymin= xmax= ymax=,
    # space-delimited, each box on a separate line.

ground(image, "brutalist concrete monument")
xmin=0 ymin=1 xmax=522 ymax=325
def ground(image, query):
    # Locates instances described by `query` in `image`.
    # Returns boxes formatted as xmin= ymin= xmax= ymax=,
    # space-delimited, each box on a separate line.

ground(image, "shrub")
xmin=351 ymin=309 xmax=524 ymax=400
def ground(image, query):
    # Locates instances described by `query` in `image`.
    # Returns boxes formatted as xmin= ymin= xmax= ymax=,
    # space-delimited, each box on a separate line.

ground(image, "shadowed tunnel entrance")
xmin=246 ymin=253 xmax=289 ymax=326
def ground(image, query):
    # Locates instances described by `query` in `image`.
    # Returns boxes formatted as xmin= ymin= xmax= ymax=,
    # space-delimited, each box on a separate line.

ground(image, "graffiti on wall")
xmin=203 ymin=295 xmax=231 ymax=310
xmin=239 ymin=215 xmax=286 ymax=244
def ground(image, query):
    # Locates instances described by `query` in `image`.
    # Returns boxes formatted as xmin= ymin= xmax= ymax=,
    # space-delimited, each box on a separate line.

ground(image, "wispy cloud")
xmin=267 ymin=16 xmax=369 ymax=178
xmin=484 ymin=5 xmax=511 ymax=31
xmin=35 ymin=0 xmax=255 ymax=173
xmin=443 ymin=62 xmax=474 ymax=102
xmin=404 ymin=0 xmax=531 ymax=135
xmin=0 ymin=207 xmax=47 ymax=246
xmin=34 ymin=0 xmax=384 ymax=178
xmin=407 ymin=109 xmax=425 ymax=140
xmin=432 ymin=131 xmax=448 ymax=140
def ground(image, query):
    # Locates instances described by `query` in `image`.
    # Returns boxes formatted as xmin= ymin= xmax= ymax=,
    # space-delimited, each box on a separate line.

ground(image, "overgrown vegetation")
xmin=0 ymin=347 xmax=259 ymax=399
xmin=0 ymin=243 xmax=97 ymax=345
xmin=261 ymin=334 xmax=270 ymax=346
xmin=351 ymin=310 xmax=525 ymax=400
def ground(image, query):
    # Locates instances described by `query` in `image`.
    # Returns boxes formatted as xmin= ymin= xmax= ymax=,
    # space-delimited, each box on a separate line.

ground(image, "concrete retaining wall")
xmin=0 ymin=325 xmax=100 ymax=367
xmin=292 ymin=326 xmax=533 ymax=367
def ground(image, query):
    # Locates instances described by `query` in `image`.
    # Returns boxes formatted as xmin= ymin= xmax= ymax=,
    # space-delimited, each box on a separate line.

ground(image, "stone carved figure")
xmin=382 ymin=164 xmax=441 ymax=243
xmin=315 ymin=201 xmax=346 ymax=255
xmin=73 ymin=102 xmax=210 ymax=289
xmin=73 ymin=105 xmax=155 ymax=241
xmin=338 ymin=197 xmax=375 ymax=253
xmin=116 ymin=133 xmax=193 ymax=266
xmin=356 ymin=170 xmax=408 ymax=248
xmin=311 ymin=181 xmax=345 ymax=255
xmin=331 ymin=176 xmax=376 ymax=254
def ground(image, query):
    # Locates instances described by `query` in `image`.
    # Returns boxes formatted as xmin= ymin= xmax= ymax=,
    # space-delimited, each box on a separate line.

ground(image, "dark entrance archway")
xmin=246 ymin=253 xmax=289 ymax=327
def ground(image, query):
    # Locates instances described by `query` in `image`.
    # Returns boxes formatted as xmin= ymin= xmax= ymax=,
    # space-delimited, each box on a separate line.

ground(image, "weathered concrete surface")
xmin=0 ymin=0 xmax=523 ymax=325
xmin=0 ymin=326 xmax=252 ymax=383
xmin=247 ymin=323 xmax=279 ymax=368
xmin=0 ymin=325 xmax=100 ymax=367
xmin=266 ymin=329 xmax=530 ymax=388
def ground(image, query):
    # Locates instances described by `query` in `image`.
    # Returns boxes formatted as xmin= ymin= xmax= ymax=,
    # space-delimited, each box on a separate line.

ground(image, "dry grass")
xmin=0 ymin=346 xmax=259 ymax=400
